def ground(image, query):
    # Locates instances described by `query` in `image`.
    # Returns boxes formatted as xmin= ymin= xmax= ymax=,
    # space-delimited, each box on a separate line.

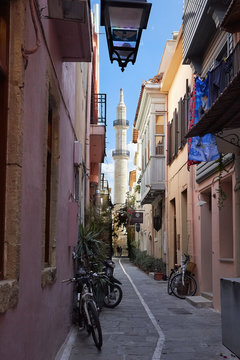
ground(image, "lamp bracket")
xmin=216 ymin=131 xmax=240 ymax=148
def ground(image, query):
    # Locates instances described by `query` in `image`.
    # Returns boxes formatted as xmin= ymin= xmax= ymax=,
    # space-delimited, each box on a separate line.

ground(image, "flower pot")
xmin=154 ymin=272 xmax=164 ymax=281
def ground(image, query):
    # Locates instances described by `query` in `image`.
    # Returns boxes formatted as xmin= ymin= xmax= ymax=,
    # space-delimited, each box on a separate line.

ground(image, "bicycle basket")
xmin=186 ymin=262 xmax=196 ymax=273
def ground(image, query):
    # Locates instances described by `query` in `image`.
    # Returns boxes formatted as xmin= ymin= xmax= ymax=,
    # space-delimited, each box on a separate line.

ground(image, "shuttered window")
xmin=155 ymin=115 xmax=165 ymax=156
xmin=167 ymin=86 xmax=189 ymax=166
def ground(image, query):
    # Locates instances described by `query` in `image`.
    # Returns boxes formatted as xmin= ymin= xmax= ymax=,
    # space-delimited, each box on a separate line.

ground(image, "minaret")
xmin=112 ymin=89 xmax=129 ymax=207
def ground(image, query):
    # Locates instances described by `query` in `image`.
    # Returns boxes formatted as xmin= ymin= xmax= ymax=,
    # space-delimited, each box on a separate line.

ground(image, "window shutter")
xmin=184 ymin=94 xmax=189 ymax=139
xmin=167 ymin=122 xmax=171 ymax=165
xmin=178 ymin=99 xmax=182 ymax=149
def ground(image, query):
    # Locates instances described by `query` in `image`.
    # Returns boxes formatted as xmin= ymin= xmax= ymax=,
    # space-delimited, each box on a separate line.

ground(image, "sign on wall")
xmin=130 ymin=211 xmax=143 ymax=224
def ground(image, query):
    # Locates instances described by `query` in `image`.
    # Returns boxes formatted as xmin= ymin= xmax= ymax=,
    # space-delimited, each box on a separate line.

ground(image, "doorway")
xmin=200 ymin=190 xmax=213 ymax=293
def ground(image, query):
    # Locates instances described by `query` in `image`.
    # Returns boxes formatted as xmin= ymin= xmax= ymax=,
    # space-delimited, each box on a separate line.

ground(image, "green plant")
xmin=135 ymin=184 xmax=141 ymax=194
xmin=75 ymin=223 xmax=106 ymax=265
xmin=154 ymin=258 xmax=165 ymax=273
xmin=133 ymin=249 xmax=157 ymax=272
xmin=85 ymin=204 xmax=113 ymax=257
xmin=127 ymin=226 xmax=136 ymax=260
xmin=214 ymin=154 xmax=234 ymax=210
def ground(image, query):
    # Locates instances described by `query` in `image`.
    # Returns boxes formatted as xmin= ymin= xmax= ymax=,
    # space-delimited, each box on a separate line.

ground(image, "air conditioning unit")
xmin=74 ymin=141 xmax=82 ymax=167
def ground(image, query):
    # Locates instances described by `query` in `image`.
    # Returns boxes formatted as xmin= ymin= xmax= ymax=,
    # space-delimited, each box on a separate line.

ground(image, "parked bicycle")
xmin=169 ymin=254 xmax=197 ymax=299
xmin=101 ymin=259 xmax=123 ymax=308
xmin=91 ymin=258 xmax=123 ymax=310
xmin=62 ymin=268 xmax=103 ymax=349
xmin=167 ymin=263 xmax=181 ymax=295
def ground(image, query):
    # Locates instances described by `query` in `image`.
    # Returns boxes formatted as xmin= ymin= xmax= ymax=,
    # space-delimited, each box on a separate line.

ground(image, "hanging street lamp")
xmin=100 ymin=0 xmax=152 ymax=71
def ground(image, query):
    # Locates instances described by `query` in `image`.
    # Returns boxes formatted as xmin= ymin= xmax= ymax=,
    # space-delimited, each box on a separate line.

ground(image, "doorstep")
xmin=185 ymin=295 xmax=213 ymax=308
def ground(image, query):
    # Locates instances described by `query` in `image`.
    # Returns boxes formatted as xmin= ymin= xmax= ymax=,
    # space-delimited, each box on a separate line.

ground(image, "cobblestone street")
xmin=58 ymin=258 xmax=235 ymax=360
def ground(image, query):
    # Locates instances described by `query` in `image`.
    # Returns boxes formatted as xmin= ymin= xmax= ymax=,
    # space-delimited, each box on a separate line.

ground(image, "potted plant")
xmin=153 ymin=258 xmax=165 ymax=281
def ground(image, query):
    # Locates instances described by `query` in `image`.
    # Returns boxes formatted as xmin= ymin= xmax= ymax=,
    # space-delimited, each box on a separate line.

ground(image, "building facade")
xmin=133 ymin=75 xmax=167 ymax=261
xmin=0 ymin=1 xmax=105 ymax=359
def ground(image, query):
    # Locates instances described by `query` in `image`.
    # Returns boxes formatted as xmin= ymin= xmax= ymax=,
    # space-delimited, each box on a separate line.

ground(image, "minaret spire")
xmin=112 ymin=88 xmax=129 ymax=207
xmin=119 ymin=88 xmax=124 ymax=104
xmin=112 ymin=89 xmax=129 ymax=256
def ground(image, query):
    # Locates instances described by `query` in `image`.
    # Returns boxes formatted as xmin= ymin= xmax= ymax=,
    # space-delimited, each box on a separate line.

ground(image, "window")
xmin=155 ymin=115 xmax=164 ymax=156
xmin=167 ymin=83 xmax=189 ymax=165
xmin=0 ymin=2 xmax=9 ymax=280
xmin=45 ymin=108 xmax=53 ymax=265
xmin=43 ymin=94 xmax=59 ymax=269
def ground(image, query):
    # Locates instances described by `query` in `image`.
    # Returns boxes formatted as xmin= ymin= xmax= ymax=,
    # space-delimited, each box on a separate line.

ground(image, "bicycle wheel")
xmin=167 ymin=271 xmax=174 ymax=295
xmin=171 ymin=273 xmax=197 ymax=299
xmin=87 ymin=300 xmax=103 ymax=349
xmin=103 ymin=284 xmax=123 ymax=308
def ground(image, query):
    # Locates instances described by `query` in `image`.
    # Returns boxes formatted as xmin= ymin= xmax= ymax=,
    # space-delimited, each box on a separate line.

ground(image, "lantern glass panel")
xmin=108 ymin=6 xmax=143 ymax=28
xmin=112 ymin=28 xmax=138 ymax=50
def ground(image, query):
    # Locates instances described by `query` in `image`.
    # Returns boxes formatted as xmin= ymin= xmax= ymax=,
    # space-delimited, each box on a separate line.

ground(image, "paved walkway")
xmin=60 ymin=258 xmax=236 ymax=360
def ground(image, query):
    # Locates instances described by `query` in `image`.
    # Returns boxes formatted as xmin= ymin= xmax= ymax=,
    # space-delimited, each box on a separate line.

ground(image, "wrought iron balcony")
xmin=91 ymin=93 xmax=107 ymax=125
xmin=112 ymin=150 xmax=130 ymax=157
xmin=113 ymin=119 xmax=129 ymax=127
xmin=183 ymin=0 xmax=231 ymax=70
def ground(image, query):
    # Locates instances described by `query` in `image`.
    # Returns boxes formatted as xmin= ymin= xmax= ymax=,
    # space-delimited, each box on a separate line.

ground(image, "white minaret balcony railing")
xmin=113 ymin=119 xmax=129 ymax=127
xmin=112 ymin=150 xmax=130 ymax=157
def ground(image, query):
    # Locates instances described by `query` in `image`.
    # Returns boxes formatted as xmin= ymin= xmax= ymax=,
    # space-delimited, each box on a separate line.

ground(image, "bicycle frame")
xmin=80 ymin=286 xmax=94 ymax=325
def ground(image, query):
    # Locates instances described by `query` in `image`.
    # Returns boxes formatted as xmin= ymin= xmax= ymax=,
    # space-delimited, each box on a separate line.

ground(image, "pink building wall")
xmin=0 ymin=1 xmax=92 ymax=358
xmin=193 ymin=168 xmax=237 ymax=310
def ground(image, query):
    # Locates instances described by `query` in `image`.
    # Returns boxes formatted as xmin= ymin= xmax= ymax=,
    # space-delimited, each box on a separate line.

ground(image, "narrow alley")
xmin=59 ymin=258 xmax=234 ymax=360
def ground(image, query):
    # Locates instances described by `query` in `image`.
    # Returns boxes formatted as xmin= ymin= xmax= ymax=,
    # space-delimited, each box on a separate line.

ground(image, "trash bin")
xmin=220 ymin=277 xmax=240 ymax=358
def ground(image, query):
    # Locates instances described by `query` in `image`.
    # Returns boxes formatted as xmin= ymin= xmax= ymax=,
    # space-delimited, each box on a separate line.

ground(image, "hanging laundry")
xmin=187 ymin=77 xmax=200 ymax=168
xmin=208 ymin=53 xmax=234 ymax=106
xmin=188 ymin=76 xmax=219 ymax=164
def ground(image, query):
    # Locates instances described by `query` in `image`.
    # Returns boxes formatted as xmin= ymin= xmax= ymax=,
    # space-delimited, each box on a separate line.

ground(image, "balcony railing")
xmin=112 ymin=150 xmax=130 ymax=157
xmin=91 ymin=93 xmax=106 ymax=125
xmin=113 ymin=119 xmax=129 ymax=127
xmin=186 ymin=40 xmax=240 ymax=138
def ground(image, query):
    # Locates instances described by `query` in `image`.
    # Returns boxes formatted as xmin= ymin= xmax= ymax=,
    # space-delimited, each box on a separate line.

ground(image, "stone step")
xmin=201 ymin=291 xmax=213 ymax=301
xmin=185 ymin=295 xmax=213 ymax=308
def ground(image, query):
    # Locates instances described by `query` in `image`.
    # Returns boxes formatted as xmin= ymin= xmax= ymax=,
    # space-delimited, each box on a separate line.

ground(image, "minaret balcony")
xmin=112 ymin=150 xmax=130 ymax=158
xmin=113 ymin=120 xmax=129 ymax=128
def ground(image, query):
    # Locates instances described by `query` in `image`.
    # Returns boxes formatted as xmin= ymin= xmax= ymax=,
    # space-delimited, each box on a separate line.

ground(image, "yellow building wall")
xmin=165 ymin=57 xmax=193 ymax=270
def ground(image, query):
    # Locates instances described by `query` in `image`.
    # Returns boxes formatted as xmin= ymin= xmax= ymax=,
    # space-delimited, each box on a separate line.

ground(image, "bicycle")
xmin=170 ymin=254 xmax=197 ymax=299
xmin=167 ymin=263 xmax=181 ymax=295
xmin=62 ymin=268 xmax=103 ymax=350
xmin=100 ymin=259 xmax=123 ymax=308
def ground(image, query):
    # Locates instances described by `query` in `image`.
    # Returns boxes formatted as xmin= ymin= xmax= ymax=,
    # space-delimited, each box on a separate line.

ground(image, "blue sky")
xmin=91 ymin=0 xmax=183 ymax=198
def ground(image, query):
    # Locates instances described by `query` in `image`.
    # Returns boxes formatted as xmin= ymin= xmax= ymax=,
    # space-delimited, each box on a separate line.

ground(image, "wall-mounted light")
xmin=196 ymin=194 xmax=207 ymax=207
xmin=100 ymin=0 xmax=152 ymax=71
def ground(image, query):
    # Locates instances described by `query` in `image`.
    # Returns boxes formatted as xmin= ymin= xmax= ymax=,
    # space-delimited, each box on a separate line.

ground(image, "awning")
xmin=185 ymin=71 xmax=240 ymax=138
xmin=221 ymin=0 xmax=240 ymax=33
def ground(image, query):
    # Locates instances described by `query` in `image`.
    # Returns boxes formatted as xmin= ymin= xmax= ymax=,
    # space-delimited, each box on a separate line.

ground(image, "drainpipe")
xmin=85 ymin=62 xmax=92 ymax=209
